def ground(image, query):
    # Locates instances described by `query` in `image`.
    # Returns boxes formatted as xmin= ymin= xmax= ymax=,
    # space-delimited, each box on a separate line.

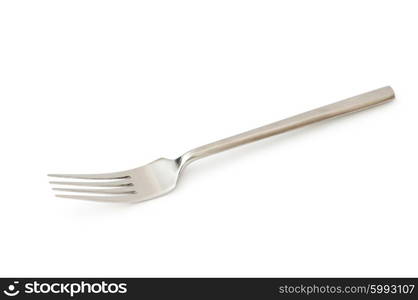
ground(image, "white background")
xmin=0 ymin=0 xmax=417 ymax=277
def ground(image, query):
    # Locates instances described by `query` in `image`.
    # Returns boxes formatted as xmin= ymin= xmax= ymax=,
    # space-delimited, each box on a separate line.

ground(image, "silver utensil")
xmin=49 ymin=86 xmax=395 ymax=202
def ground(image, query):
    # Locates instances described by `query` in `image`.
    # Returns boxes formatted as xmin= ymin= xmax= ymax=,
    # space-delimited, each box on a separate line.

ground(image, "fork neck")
xmin=176 ymin=138 xmax=241 ymax=171
xmin=175 ymin=151 xmax=199 ymax=172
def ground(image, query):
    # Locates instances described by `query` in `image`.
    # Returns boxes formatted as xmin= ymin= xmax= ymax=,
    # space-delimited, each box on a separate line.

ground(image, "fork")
xmin=49 ymin=86 xmax=395 ymax=202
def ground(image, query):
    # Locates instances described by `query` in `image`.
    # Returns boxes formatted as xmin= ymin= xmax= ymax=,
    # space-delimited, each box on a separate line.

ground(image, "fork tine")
xmin=48 ymin=172 xmax=130 ymax=180
xmin=49 ymin=179 xmax=133 ymax=187
xmin=55 ymin=194 xmax=136 ymax=202
xmin=52 ymin=187 xmax=136 ymax=194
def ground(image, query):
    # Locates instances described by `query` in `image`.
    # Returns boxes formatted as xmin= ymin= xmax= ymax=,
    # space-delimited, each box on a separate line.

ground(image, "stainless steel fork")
xmin=49 ymin=86 xmax=395 ymax=202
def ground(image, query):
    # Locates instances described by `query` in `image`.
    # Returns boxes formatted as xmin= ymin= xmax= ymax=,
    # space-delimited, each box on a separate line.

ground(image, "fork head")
xmin=49 ymin=158 xmax=181 ymax=202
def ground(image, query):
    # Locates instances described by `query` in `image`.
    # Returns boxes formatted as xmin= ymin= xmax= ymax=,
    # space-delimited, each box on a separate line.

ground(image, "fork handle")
xmin=179 ymin=86 xmax=395 ymax=167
